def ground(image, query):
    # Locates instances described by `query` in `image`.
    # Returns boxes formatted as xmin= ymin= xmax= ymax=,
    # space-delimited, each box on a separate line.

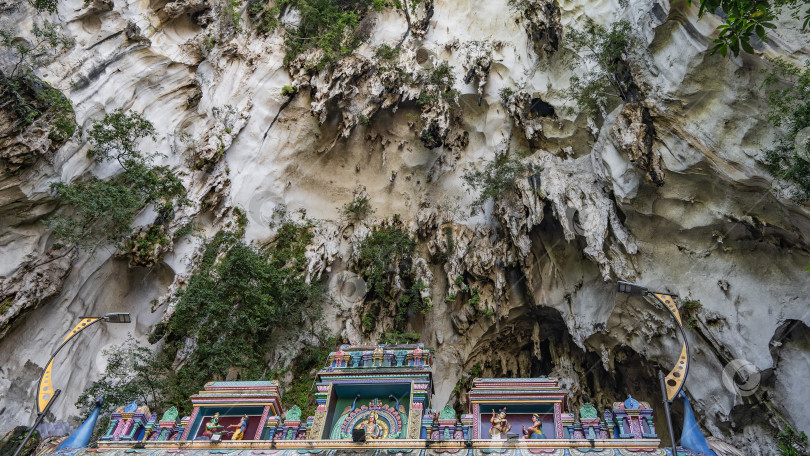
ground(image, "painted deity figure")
xmin=522 ymin=414 xmax=544 ymax=439
xmin=489 ymin=408 xmax=511 ymax=440
xmin=228 ymin=415 xmax=249 ymax=440
xmin=204 ymin=413 xmax=223 ymax=437
xmin=357 ymin=412 xmax=385 ymax=439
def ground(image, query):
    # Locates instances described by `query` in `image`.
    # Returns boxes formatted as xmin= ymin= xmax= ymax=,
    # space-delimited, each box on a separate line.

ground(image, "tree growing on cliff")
xmin=47 ymin=110 xmax=187 ymax=251
xmin=0 ymin=21 xmax=77 ymax=151
xmin=353 ymin=221 xmax=431 ymax=335
xmin=461 ymin=150 xmax=531 ymax=215
xmin=149 ymin=220 xmax=328 ymax=413
xmin=761 ymin=58 xmax=810 ymax=201
xmin=563 ymin=18 xmax=633 ymax=116
xmin=74 ymin=335 xmax=168 ymax=416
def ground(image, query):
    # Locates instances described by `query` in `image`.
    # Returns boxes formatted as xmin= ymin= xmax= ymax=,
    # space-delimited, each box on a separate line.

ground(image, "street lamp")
xmin=12 ymin=313 xmax=131 ymax=456
xmin=617 ymin=281 xmax=689 ymax=456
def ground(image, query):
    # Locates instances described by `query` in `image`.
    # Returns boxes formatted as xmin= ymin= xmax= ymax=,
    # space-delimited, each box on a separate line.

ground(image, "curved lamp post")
xmin=617 ymin=281 xmax=689 ymax=456
xmin=12 ymin=313 xmax=131 ymax=456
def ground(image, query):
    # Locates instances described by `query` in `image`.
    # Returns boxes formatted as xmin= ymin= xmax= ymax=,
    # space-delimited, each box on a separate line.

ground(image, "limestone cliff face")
xmin=1 ymin=0 xmax=809 ymax=453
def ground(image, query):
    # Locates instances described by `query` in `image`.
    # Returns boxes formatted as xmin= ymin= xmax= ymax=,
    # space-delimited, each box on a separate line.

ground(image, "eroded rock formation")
xmin=0 ymin=0 xmax=808 ymax=454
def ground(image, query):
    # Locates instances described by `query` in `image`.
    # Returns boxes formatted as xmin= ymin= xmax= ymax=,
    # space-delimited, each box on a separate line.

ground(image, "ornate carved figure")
xmin=489 ymin=408 xmax=511 ymax=439
xmin=228 ymin=415 xmax=248 ymax=440
xmin=203 ymin=413 xmax=222 ymax=437
xmin=522 ymin=414 xmax=544 ymax=439
xmin=356 ymin=412 xmax=386 ymax=439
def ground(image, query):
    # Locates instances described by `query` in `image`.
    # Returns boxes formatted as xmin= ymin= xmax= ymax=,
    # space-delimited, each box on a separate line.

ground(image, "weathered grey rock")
xmin=0 ymin=0 xmax=808 ymax=453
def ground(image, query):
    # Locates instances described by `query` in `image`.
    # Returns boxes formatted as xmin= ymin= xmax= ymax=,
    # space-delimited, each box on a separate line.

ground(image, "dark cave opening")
xmin=452 ymin=303 xmax=679 ymax=444
xmin=529 ymin=98 xmax=556 ymax=118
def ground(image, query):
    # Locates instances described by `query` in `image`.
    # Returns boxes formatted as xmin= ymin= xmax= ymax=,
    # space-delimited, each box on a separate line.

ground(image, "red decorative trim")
xmin=472 ymin=404 xmax=480 ymax=439
xmin=553 ymin=403 xmax=562 ymax=438
xmin=181 ymin=408 xmax=199 ymax=440
xmin=255 ymin=406 xmax=270 ymax=440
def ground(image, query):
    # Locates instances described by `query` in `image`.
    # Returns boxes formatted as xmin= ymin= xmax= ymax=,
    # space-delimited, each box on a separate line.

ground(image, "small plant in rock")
xmin=468 ymin=287 xmax=481 ymax=307
xmin=452 ymin=362 xmax=483 ymax=395
xmin=379 ymin=330 xmax=420 ymax=344
xmin=226 ymin=0 xmax=243 ymax=31
xmin=462 ymin=150 xmax=531 ymax=215
xmin=416 ymin=61 xmax=459 ymax=106
xmin=260 ymin=0 xmax=398 ymax=68
xmin=680 ymin=299 xmax=702 ymax=329
xmin=498 ymin=86 xmax=515 ymax=104
xmin=28 ymin=0 xmax=59 ymax=13
xmin=1 ymin=20 xmax=74 ymax=77
xmin=281 ymin=85 xmax=296 ymax=97
xmin=777 ymin=424 xmax=809 ymax=456
xmin=761 ymin=58 xmax=810 ymax=201
xmin=341 ymin=195 xmax=374 ymax=221
xmin=375 ymin=43 xmax=400 ymax=63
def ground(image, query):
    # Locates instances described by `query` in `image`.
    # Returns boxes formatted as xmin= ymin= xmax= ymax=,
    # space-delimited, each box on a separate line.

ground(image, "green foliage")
xmin=0 ymin=21 xmax=76 ymax=151
xmin=79 ymin=223 xmax=330 ymax=419
xmin=468 ymin=287 xmax=481 ymax=307
xmin=777 ymin=424 xmax=809 ymax=456
xmin=28 ymin=0 xmax=59 ymax=13
xmin=461 ymin=150 xmax=530 ymax=214
xmin=1 ymin=20 xmax=74 ymax=78
xmin=251 ymin=0 xmax=395 ymax=67
xmin=452 ymin=362 xmax=482 ymax=395
xmin=47 ymin=110 xmax=186 ymax=251
xmin=689 ymin=0 xmax=807 ymax=57
xmin=498 ymin=87 xmax=515 ymax=104
xmin=341 ymin=195 xmax=374 ymax=221
xmin=374 ymin=43 xmax=400 ymax=63
xmin=680 ymin=299 xmax=703 ymax=329
xmin=75 ymin=335 xmax=168 ymax=416
xmin=761 ymin=59 xmax=810 ymax=201
xmin=274 ymin=336 xmax=337 ymax=418
xmin=564 ymin=19 xmax=632 ymax=115
xmin=355 ymin=223 xmax=431 ymax=334
xmin=425 ymin=61 xmax=455 ymax=86
xmin=0 ymin=74 xmax=77 ymax=148
xmin=226 ymin=0 xmax=243 ymax=31
xmin=416 ymin=61 xmax=459 ymax=106
xmin=379 ymin=330 xmax=421 ymax=344
xmin=281 ymin=85 xmax=297 ymax=97
xmin=154 ymin=221 xmax=326 ymax=413
xmin=47 ymin=163 xmax=184 ymax=251
xmin=124 ymin=223 xmax=171 ymax=266
xmin=0 ymin=426 xmax=40 ymax=456
xmin=85 ymin=109 xmax=156 ymax=164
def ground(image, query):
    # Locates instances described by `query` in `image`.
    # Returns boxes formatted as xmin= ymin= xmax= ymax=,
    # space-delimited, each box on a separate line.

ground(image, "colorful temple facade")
xmin=45 ymin=344 xmax=672 ymax=456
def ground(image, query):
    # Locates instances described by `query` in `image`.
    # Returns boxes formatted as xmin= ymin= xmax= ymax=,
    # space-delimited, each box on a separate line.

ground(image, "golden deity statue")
xmin=355 ymin=412 xmax=387 ymax=439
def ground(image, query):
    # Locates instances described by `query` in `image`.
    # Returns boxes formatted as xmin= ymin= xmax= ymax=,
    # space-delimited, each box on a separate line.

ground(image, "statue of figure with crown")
xmin=203 ymin=413 xmax=223 ymax=437
xmin=489 ymin=408 xmax=511 ymax=440
xmin=356 ymin=411 xmax=386 ymax=439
